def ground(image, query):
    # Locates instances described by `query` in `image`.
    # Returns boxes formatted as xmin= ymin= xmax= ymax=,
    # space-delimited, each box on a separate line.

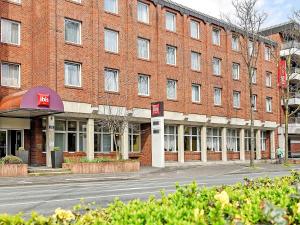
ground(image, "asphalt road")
xmin=0 ymin=164 xmax=296 ymax=217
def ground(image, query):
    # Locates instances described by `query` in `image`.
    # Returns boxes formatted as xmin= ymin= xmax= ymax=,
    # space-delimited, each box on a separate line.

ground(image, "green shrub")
xmin=0 ymin=155 xmax=23 ymax=165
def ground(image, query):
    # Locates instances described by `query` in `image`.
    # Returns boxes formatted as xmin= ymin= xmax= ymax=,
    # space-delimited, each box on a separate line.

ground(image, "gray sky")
xmin=171 ymin=0 xmax=298 ymax=27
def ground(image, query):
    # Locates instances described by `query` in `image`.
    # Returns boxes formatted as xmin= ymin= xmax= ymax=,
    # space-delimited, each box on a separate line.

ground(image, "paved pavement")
xmin=0 ymin=162 xmax=299 ymax=217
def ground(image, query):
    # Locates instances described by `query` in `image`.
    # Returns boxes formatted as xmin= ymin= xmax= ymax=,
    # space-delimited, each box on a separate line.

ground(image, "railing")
xmin=288 ymin=117 xmax=300 ymax=124
xmin=282 ymin=41 xmax=300 ymax=50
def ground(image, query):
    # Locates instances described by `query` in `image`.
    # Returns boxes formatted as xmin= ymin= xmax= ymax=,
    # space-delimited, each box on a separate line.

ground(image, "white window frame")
xmin=212 ymin=28 xmax=220 ymax=45
xmin=248 ymin=41 xmax=254 ymax=56
xmin=232 ymin=63 xmax=240 ymax=80
xmin=104 ymin=68 xmax=119 ymax=92
xmin=104 ymin=0 xmax=118 ymax=14
xmin=138 ymin=74 xmax=150 ymax=96
xmin=191 ymin=51 xmax=201 ymax=71
xmin=166 ymin=45 xmax=177 ymax=66
xmin=128 ymin=124 xmax=141 ymax=153
xmin=261 ymin=131 xmax=267 ymax=151
xmin=104 ymin=28 xmax=119 ymax=53
xmin=252 ymin=94 xmax=257 ymax=111
xmin=137 ymin=1 xmax=149 ymax=24
xmin=137 ymin=37 xmax=150 ymax=60
xmin=232 ymin=35 xmax=239 ymax=51
xmin=165 ymin=11 xmax=176 ymax=32
xmin=265 ymin=46 xmax=271 ymax=61
xmin=64 ymin=18 xmax=81 ymax=45
xmin=207 ymin=128 xmax=221 ymax=152
xmin=64 ymin=61 xmax=82 ymax=87
xmin=7 ymin=0 xmax=21 ymax=3
xmin=164 ymin=125 xmax=178 ymax=152
xmin=0 ymin=18 xmax=21 ymax=45
xmin=184 ymin=127 xmax=201 ymax=152
xmin=266 ymin=97 xmax=272 ymax=113
xmin=0 ymin=62 xmax=21 ymax=88
xmin=167 ymin=79 xmax=177 ymax=100
xmin=251 ymin=67 xmax=257 ymax=84
xmin=226 ymin=129 xmax=240 ymax=152
xmin=94 ymin=126 xmax=117 ymax=153
xmin=233 ymin=91 xmax=241 ymax=109
xmin=192 ymin=84 xmax=201 ymax=103
xmin=190 ymin=20 xmax=200 ymax=39
xmin=266 ymin=72 xmax=272 ymax=87
xmin=212 ymin=57 xmax=221 ymax=76
xmin=214 ymin=88 xmax=222 ymax=106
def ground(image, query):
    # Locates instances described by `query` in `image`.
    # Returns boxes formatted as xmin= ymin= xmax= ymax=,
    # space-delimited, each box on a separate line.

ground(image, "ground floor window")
xmin=207 ymin=128 xmax=221 ymax=152
xmin=227 ymin=129 xmax=240 ymax=152
xmin=164 ymin=125 xmax=178 ymax=152
xmin=94 ymin=126 xmax=114 ymax=153
xmin=261 ymin=131 xmax=267 ymax=151
xmin=129 ymin=124 xmax=141 ymax=153
xmin=245 ymin=129 xmax=256 ymax=151
xmin=184 ymin=127 xmax=201 ymax=152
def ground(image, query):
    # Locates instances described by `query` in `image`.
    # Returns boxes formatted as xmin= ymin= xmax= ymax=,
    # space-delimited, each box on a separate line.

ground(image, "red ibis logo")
xmin=38 ymin=93 xmax=50 ymax=107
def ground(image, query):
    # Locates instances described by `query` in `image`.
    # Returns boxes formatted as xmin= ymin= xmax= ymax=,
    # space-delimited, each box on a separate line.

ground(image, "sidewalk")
xmin=0 ymin=162 xmax=299 ymax=188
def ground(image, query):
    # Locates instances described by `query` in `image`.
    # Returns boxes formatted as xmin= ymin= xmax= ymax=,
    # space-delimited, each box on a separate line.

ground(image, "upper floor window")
xmin=1 ymin=62 xmax=20 ymax=88
xmin=71 ymin=0 xmax=81 ymax=3
xmin=1 ymin=19 xmax=20 ymax=45
xmin=65 ymin=19 xmax=81 ymax=44
xmin=138 ymin=74 xmax=150 ymax=96
xmin=167 ymin=79 xmax=177 ymax=100
xmin=192 ymin=84 xmax=201 ymax=103
xmin=232 ymin=63 xmax=240 ymax=80
xmin=137 ymin=1 xmax=149 ymax=24
xmin=8 ymin=0 xmax=21 ymax=3
xmin=212 ymin=28 xmax=220 ymax=45
xmin=165 ymin=12 xmax=176 ymax=32
xmin=248 ymin=40 xmax=254 ymax=56
xmin=265 ymin=46 xmax=271 ymax=61
xmin=212 ymin=57 xmax=221 ymax=76
xmin=191 ymin=51 xmax=201 ymax=71
xmin=64 ymin=62 xmax=81 ymax=87
xmin=233 ymin=91 xmax=241 ymax=108
xmin=251 ymin=67 xmax=257 ymax=84
xmin=261 ymin=131 xmax=267 ymax=151
xmin=104 ymin=0 xmax=118 ymax=14
xmin=266 ymin=97 xmax=272 ymax=112
xmin=252 ymin=94 xmax=257 ymax=111
xmin=104 ymin=68 xmax=119 ymax=92
xmin=190 ymin=20 xmax=200 ymax=39
xmin=214 ymin=88 xmax=222 ymax=106
xmin=166 ymin=45 xmax=176 ymax=66
xmin=232 ymin=35 xmax=239 ymax=51
xmin=137 ymin=38 xmax=150 ymax=60
xmin=104 ymin=29 xmax=119 ymax=53
xmin=266 ymin=72 xmax=272 ymax=87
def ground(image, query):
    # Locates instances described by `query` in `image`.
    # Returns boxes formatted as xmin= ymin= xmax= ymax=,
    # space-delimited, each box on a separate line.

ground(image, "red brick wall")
xmin=30 ymin=119 xmax=44 ymax=165
xmin=227 ymin=152 xmax=240 ymax=160
xmin=140 ymin=123 xmax=152 ymax=166
xmin=184 ymin=151 xmax=201 ymax=161
xmin=165 ymin=152 xmax=178 ymax=161
xmin=207 ymin=151 xmax=222 ymax=161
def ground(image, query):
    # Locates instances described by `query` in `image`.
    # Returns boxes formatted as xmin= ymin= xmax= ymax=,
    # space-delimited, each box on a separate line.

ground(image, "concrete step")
xmin=28 ymin=167 xmax=72 ymax=176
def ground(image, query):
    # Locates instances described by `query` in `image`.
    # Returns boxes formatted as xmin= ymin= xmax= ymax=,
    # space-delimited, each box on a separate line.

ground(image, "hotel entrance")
xmin=0 ymin=130 xmax=23 ymax=157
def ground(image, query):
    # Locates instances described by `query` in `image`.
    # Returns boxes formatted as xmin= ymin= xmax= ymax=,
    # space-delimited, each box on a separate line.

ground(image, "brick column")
xmin=256 ymin=130 xmax=262 ymax=160
xmin=46 ymin=116 xmax=55 ymax=167
xmin=178 ymin=125 xmax=185 ymax=163
xmin=221 ymin=127 xmax=227 ymax=162
xmin=121 ymin=122 xmax=129 ymax=160
xmin=86 ymin=118 xmax=94 ymax=160
xmin=270 ymin=130 xmax=276 ymax=160
xmin=201 ymin=126 xmax=207 ymax=162
xmin=239 ymin=129 xmax=245 ymax=161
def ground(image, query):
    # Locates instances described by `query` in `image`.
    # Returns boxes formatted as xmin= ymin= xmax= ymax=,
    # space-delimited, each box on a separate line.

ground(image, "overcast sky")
xmin=171 ymin=0 xmax=298 ymax=28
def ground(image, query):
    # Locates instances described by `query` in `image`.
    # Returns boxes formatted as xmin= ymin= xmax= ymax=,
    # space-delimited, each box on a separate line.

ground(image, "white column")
xmin=221 ymin=127 xmax=227 ymax=162
xmin=201 ymin=126 xmax=207 ymax=162
xmin=256 ymin=130 xmax=262 ymax=160
xmin=46 ymin=116 xmax=55 ymax=167
xmin=239 ymin=129 xmax=245 ymax=161
xmin=270 ymin=130 xmax=276 ymax=160
xmin=178 ymin=125 xmax=185 ymax=163
xmin=151 ymin=117 xmax=165 ymax=168
xmin=86 ymin=118 xmax=95 ymax=160
xmin=121 ymin=123 xmax=129 ymax=160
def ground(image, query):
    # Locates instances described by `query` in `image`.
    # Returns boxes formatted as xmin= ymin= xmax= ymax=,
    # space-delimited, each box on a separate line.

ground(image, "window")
xmin=137 ymin=38 xmax=150 ymax=60
xmin=191 ymin=51 xmax=201 ymax=71
xmin=166 ymin=45 xmax=176 ymax=65
xmin=227 ymin=129 xmax=240 ymax=152
xmin=207 ymin=128 xmax=221 ymax=152
xmin=212 ymin=28 xmax=220 ymax=45
xmin=8 ymin=0 xmax=21 ymax=3
xmin=54 ymin=120 xmax=86 ymax=152
xmin=104 ymin=68 xmax=119 ymax=92
xmin=1 ymin=62 xmax=20 ymax=88
xmin=138 ymin=74 xmax=150 ymax=96
xmin=265 ymin=46 xmax=271 ymax=61
xmin=64 ymin=62 xmax=81 ymax=87
xmin=184 ymin=127 xmax=201 ymax=152
xmin=252 ymin=94 xmax=257 ymax=111
xmin=104 ymin=29 xmax=119 ymax=53
xmin=129 ymin=124 xmax=141 ymax=152
xmin=94 ymin=126 xmax=114 ymax=153
xmin=251 ymin=68 xmax=257 ymax=84
xmin=261 ymin=131 xmax=267 ymax=151
xmin=266 ymin=97 xmax=272 ymax=112
xmin=165 ymin=12 xmax=176 ymax=32
xmin=233 ymin=91 xmax=241 ymax=108
xmin=137 ymin=1 xmax=149 ymax=24
xmin=104 ymin=0 xmax=118 ymax=14
xmin=248 ymin=41 xmax=254 ymax=56
xmin=232 ymin=35 xmax=239 ymax=51
xmin=164 ymin=125 xmax=177 ymax=152
xmin=212 ymin=57 xmax=221 ymax=76
xmin=214 ymin=88 xmax=222 ymax=106
xmin=64 ymin=19 xmax=81 ymax=44
xmin=245 ymin=130 xmax=256 ymax=151
xmin=167 ymin=79 xmax=177 ymax=100
xmin=266 ymin=72 xmax=272 ymax=87
xmin=190 ymin=20 xmax=200 ymax=39
xmin=1 ymin=19 xmax=20 ymax=45
xmin=71 ymin=0 xmax=81 ymax=3
xmin=232 ymin=63 xmax=240 ymax=80
xmin=192 ymin=84 xmax=200 ymax=103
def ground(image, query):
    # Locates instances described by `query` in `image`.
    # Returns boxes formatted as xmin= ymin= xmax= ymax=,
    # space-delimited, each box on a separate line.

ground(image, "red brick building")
xmin=0 ymin=0 xmax=281 ymax=167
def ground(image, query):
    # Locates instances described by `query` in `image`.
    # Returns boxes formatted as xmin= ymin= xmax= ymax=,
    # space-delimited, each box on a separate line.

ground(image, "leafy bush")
xmin=2 ymin=172 xmax=300 ymax=224
xmin=0 ymin=155 xmax=23 ymax=165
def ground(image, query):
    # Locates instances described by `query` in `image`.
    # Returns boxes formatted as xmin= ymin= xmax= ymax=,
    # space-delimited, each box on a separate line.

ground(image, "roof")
xmin=151 ymin=0 xmax=277 ymax=46
xmin=260 ymin=21 xmax=300 ymax=36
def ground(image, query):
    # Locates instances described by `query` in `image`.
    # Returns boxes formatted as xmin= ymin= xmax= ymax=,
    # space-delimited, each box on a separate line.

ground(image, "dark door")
xmin=0 ymin=131 xmax=7 ymax=158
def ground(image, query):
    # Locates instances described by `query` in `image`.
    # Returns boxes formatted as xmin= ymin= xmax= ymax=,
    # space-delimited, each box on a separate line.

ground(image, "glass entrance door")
xmin=0 ymin=130 xmax=7 ymax=158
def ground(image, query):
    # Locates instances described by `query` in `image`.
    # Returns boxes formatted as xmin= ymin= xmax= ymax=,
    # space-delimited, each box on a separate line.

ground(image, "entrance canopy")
xmin=0 ymin=86 xmax=64 ymax=118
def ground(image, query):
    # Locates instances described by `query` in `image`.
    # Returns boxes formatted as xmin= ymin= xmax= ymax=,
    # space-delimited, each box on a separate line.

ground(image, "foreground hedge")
xmin=2 ymin=172 xmax=300 ymax=225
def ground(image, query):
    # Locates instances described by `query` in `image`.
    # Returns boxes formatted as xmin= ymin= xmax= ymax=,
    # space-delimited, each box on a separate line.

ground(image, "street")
xmin=0 ymin=163 xmax=298 ymax=216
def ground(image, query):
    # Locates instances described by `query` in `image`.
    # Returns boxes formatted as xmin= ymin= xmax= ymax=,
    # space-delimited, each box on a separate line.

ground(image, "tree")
xmin=224 ymin=0 xmax=267 ymax=166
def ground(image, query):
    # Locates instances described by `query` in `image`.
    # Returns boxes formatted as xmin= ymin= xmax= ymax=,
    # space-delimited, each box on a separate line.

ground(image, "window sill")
xmin=266 ymin=111 xmax=273 ymax=114
xmin=213 ymin=74 xmax=222 ymax=77
xmin=1 ymin=42 xmax=20 ymax=47
xmin=2 ymin=0 xmax=21 ymax=6
xmin=137 ymin=21 xmax=151 ymax=26
xmin=214 ymin=105 xmax=223 ymax=108
xmin=105 ymin=51 xmax=120 ymax=56
xmin=233 ymin=78 xmax=241 ymax=82
xmin=232 ymin=49 xmax=240 ymax=53
xmin=104 ymin=11 xmax=120 ymax=17
xmin=0 ymin=85 xmax=21 ymax=90
xmin=192 ymin=101 xmax=202 ymax=105
xmin=138 ymin=94 xmax=151 ymax=99
xmin=233 ymin=107 xmax=242 ymax=110
xmin=137 ymin=57 xmax=151 ymax=62
xmin=191 ymin=69 xmax=201 ymax=73
xmin=190 ymin=37 xmax=201 ymax=42
xmin=266 ymin=86 xmax=273 ymax=89
xmin=166 ymin=64 xmax=178 ymax=68
xmin=104 ymin=91 xmax=120 ymax=95
xmin=212 ymin=44 xmax=221 ymax=47
xmin=65 ymin=85 xmax=83 ymax=90
xmin=165 ymin=30 xmax=177 ymax=35
xmin=65 ymin=42 xmax=83 ymax=47
xmin=65 ymin=0 xmax=83 ymax=6
xmin=167 ymin=99 xmax=178 ymax=102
